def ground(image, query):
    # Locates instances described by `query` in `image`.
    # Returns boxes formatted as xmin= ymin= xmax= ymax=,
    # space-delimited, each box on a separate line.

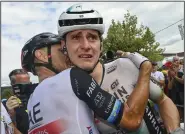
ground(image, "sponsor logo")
xmin=107 ymin=100 xmax=121 ymax=124
xmin=94 ymin=92 xmax=105 ymax=108
xmin=29 ymin=102 xmax=43 ymax=126
xmin=23 ymin=50 xmax=28 ymax=57
xmin=87 ymin=126 xmax=93 ymax=134
xmin=107 ymin=65 xmax=117 ymax=74
xmin=74 ymin=79 xmax=80 ymax=95
xmin=112 ymin=85 xmax=129 ymax=103
xmin=145 ymin=105 xmax=162 ymax=134
xmin=105 ymin=96 xmax=115 ymax=114
xmin=79 ymin=15 xmax=84 ymax=18
xmin=28 ymin=119 xmax=66 ymax=134
xmin=111 ymin=79 xmax=119 ymax=90
xmin=86 ymin=78 xmax=97 ymax=97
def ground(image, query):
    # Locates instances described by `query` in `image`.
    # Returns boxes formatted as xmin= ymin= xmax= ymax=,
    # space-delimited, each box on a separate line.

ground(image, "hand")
xmin=169 ymin=70 xmax=176 ymax=78
xmin=116 ymin=50 xmax=130 ymax=57
xmin=6 ymin=96 xmax=21 ymax=110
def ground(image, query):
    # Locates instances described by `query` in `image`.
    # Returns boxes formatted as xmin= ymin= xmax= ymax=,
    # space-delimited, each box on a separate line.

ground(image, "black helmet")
xmin=21 ymin=32 xmax=62 ymax=75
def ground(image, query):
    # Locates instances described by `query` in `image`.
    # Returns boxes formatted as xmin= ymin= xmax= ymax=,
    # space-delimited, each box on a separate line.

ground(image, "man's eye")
xmin=72 ymin=35 xmax=80 ymax=40
xmin=88 ymin=35 xmax=98 ymax=41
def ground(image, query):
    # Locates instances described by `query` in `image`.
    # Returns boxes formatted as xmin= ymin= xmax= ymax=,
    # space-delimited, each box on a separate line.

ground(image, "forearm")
xmin=121 ymin=61 xmax=151 ymax=129
xmin=14 ymin=127 xmax=22 ymax=134
xmin=8 ymin=109 xmax=16 ymax=122
xmin=158 ymin=95 xmax=180 ymax=133
xmin=10 ymin=123 xmax=22 ymax=134
xmin=174 ymin=76 xmax=184 ymax=84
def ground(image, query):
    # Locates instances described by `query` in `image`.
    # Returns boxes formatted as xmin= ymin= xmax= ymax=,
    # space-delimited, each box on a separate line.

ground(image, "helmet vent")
xmin=40 ymin=35 xmax=49 ymax=38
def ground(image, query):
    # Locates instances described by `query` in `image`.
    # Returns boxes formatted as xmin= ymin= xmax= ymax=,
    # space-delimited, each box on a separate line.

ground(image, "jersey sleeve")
xmin=70 ymin=67 xmax=124 ymax=126
xmin=126 ymin=52 xmax=149 ymax=69
xmin=1 ymin=103 xmax=12 ymax=124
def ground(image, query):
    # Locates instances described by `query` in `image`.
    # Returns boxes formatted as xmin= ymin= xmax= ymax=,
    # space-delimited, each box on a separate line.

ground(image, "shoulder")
xmin=39 ymin=68 xmax=72 ymax=89
xmin=1 ymin=103 xmax=12 ymax=124
xmin=104 ymin=58 xmax=134 ymax=67
xmin=157 ymin=71 xmax=164 ymax=75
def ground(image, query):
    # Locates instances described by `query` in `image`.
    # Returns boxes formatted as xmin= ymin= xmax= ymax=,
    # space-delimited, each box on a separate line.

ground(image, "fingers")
xmin=121 ymin=52 xmax=130 ymax=57
xmin=116 ymin=50 xmax=130 ymax=57
xmin=8 ymin=96 xmax=17 ymax=100
xmin=6 ymin=96 xmax=21 ymax=110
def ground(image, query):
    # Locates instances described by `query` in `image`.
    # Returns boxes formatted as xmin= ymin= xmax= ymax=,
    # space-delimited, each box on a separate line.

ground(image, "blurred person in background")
xmin=179 ymin=58 xmax=184 ymax=72
xmin=173 ymin=56 xmax=183 ymax=73
xmin=104 ymin=50 xmax=115 ymax=63
xmin=5 ymin=69 xmax=31 ymax=134
xmin=1 ymin=101 xmax=22 ymax=134
xmin=168 ymin=57 xmax=184 ymax=122
xmin=161 ymin=61 xmax=173 ymax=96
xmin=151 ymin=62 xmax=165 ymax=89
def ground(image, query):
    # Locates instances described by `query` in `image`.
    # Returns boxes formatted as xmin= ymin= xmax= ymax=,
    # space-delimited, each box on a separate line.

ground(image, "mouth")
xmin=79 ymin=54 xmax=93 ymax=59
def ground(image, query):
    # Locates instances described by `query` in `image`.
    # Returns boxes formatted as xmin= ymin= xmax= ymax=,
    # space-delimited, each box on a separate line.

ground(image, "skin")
xmin=34 ymin=44 xmax=69 ymax=82
xmin=65 ymin=30 xmax=101 ymax=71
xmin=10 ymin=123 xmax=22 ymax=134
xmin=62 ymin=29 xmax=152 ymax=130
xmin=14 ymin=74 xmax=30 ymax=84
xmin=63 ymin=29 xmax=180 ymax=132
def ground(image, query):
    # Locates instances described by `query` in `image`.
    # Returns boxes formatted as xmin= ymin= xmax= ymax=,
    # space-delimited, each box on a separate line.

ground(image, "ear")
xmin=60 ymin=40 xmax=68 ymax=55
xmin=35 ymin=49 xmax=48 ymax=63
xmin=100 ymin=42 xmax=103 ymax=53
xmin=60 ymin=40 xmax=65 ymax=48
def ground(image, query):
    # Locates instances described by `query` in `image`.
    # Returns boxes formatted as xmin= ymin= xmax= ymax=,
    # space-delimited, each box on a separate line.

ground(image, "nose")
xmin=80 ymin=36 xmax=91 ymax=51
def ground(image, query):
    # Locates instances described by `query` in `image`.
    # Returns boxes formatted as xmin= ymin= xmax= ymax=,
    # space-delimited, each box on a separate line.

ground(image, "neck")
xmin=37 ymin=67 xmax=56 ymax=82
xmin=90 ymin=62 xmax=103 ymax=85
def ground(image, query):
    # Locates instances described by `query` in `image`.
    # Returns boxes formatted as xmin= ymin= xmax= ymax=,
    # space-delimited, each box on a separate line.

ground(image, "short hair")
xmin=173 ymin=56 xmax=180 ymax=62
xmin=152 ymin=62 xmax=157 ymax=66
xmin=9 ymin=69 xmax=29 ymax=85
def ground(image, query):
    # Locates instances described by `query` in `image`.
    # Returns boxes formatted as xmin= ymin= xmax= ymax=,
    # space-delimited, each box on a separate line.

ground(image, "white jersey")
xmin=151 ymin=71 xmax=165 ymax=82
xmin=96 ymin=58 xmax=164 ymax=134
xmin=1 ymin=103 xmax=13 ymax=134
xmin=27 ymin=69 xmax=99 ymax=134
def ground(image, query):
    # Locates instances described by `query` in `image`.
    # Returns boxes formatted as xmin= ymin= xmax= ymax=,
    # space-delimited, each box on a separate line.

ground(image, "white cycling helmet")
xmin=58 ymin=4 xmax=105 ymax=37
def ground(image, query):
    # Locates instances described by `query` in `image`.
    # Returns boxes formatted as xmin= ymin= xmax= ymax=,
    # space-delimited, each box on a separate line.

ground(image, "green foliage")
xmin=103 ymin=11 xmax=165 ymax=62
xmin=1 ymin=87 xmax=13 ymax=99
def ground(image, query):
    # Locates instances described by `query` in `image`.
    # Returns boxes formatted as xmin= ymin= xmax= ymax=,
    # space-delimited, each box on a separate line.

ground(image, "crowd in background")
xmin=158 ymin=56 xmax=184 ymax=122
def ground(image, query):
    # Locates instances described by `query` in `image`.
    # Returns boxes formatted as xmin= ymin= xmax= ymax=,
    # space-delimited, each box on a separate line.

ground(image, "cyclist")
xmin=21 ymin=32 xmax=152 ymax=133
xmin=57 ymin=4 xmax=182 ymax=134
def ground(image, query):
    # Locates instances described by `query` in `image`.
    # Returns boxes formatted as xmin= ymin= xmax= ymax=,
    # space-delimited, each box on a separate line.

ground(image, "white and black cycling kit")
xmin=27 ymin=53 xmax=164 ymax=134
xmin=96 ymin=53 xmax=165 ymax=134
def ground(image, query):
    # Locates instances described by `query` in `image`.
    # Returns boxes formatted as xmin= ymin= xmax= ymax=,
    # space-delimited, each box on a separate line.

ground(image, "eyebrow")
xmin=71 ymin=31 xmax=99 ymax=36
